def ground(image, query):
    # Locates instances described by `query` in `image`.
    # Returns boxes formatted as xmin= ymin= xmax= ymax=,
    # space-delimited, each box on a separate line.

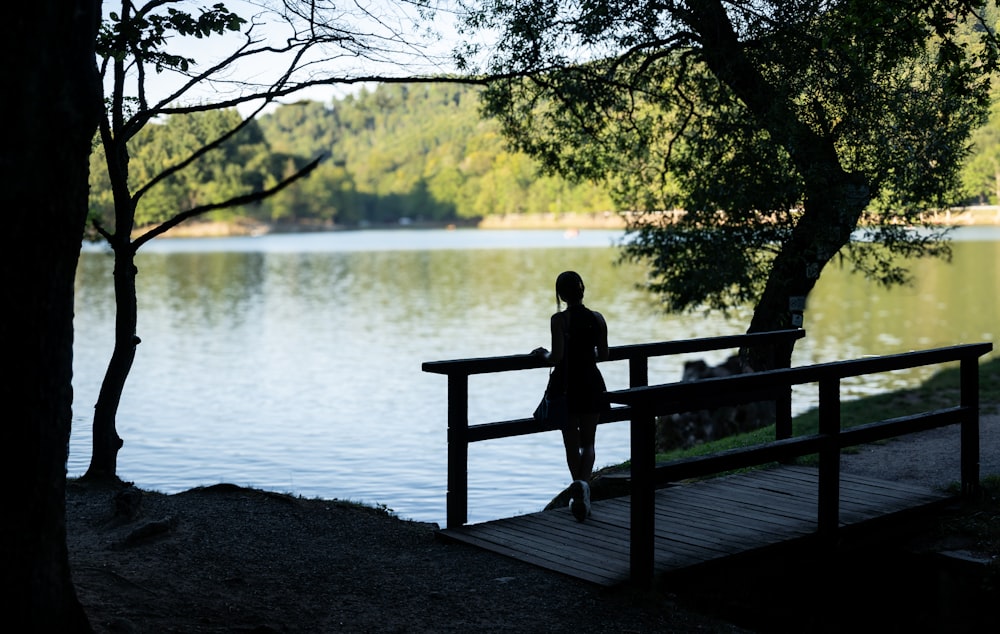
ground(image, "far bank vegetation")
xmin=88 ymin=83 xmax=1000 ymax=238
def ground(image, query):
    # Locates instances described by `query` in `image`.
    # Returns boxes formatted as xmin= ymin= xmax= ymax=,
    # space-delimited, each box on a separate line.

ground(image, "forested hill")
xmin=88 ymin=80 xmax=1000 ymax=233
xmin=88 ymin=83 xmax=616 ymax=231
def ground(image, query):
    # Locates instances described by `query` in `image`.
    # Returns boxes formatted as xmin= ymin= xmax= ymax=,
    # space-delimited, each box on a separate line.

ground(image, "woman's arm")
xmin=549 ymin=312 xmax=566 ymax=365
xmin=594 ymin=311 xmax=609 ymax=362
xmin=531 ymin=312 xmax=565 ymax=365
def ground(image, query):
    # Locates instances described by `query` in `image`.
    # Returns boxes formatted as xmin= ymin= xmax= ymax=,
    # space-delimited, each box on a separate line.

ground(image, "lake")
xmin=69 ymin=227 xmax=999 ymax=525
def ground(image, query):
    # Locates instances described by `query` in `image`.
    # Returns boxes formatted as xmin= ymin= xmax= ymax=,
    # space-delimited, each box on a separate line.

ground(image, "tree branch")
xmin=132 ymin=98 xmax=273 ymax=204
xmin=131 ymin=153 xmax=326 ymax=250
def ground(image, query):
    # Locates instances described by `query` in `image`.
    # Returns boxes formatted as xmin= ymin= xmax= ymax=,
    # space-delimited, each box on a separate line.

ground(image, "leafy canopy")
xmin=99 ymin=3 xmax=246 ymax=72
xmin=460 ymin=0 xmax=1000 ymax=313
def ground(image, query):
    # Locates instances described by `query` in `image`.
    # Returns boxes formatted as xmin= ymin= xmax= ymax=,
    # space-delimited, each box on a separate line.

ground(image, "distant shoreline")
xmin=139 ymin=206 xmax=1000 ymax=239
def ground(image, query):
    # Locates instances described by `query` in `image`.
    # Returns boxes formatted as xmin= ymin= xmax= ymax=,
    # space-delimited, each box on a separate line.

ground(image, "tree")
xmin=2 ymin=1 xmax=103 ymax=630
xmin=460 ymin=0 xmax=1000 ymax=368
xmin=92 ymin=108 xmax=277 ymax=225
xmin=963 ymin=94 xmax=1000 ymax=203
xmin=83 ymin=0 xmax=454 ymax=481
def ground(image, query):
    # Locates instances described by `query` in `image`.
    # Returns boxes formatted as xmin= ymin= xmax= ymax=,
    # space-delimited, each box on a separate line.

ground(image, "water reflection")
xmin=70 ymin=229 xmax=997 ymax=525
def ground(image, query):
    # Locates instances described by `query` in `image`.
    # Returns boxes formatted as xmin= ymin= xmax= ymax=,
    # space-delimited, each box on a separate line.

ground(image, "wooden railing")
xmin=425 ymin=331 xmax=991 ymax=585
xmin=609 ymin=341 xmax=993 ymax=584
xmin=422 ymin=329 xmax=806 ymax=529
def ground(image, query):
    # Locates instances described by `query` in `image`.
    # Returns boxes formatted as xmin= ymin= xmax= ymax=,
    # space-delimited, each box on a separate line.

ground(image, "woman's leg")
xmin=564 ymin=414 xmax=598 ymax=521
xmin=578 ymin=413 xmax=599 ymax=481
xmin=561 ymin=422 xmax=582 ymax=480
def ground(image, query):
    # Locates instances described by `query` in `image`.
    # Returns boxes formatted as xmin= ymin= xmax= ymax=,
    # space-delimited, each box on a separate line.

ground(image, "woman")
xmin=533 ymin=271 xmax=609 ymax=521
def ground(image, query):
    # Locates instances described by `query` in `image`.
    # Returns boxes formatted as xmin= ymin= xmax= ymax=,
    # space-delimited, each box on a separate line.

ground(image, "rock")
xmin=113 ymin=485 xmax=144 ymax=522
xmin=656 ymin=355 xmax=775 ymax=451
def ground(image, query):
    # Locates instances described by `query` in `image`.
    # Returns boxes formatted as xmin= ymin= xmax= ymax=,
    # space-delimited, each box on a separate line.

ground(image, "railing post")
xmin=628 ymin=354 xmax=653 ymax=586
xmin=775 ymin=337 xmax=794 ymax=440
xmin=446 ymin=372 xmax=470 ymax=529
xmin=775 ymin=386 xmax=793 ymax=441
xmin=960 ymin=357 xmax=981 ymax=498
xmin=817 ymin=377 xmax=841 ymax=541
xmin=629 ymin=403 xmax=655 ymax=587
xmin=629 ymin=355 xmax=649 ymax=389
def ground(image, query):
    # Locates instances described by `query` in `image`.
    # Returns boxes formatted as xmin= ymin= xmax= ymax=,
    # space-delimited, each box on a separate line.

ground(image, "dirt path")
xmin=839 ymin=412 xmax=1000 ymax=490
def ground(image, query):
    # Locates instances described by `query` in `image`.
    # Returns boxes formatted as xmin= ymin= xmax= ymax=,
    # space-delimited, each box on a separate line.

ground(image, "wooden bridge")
xmin=423 ymin=331 xmax=993 ymax=586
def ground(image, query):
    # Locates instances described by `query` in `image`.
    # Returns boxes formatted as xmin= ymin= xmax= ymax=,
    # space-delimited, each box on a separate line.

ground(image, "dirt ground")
xmin=66 ymin=413 xmax=1000 ymax=633
xmin=66 ymin=481 xmax=752 ymax=634
xmin=838 ymin=411 xmax=1000 ymax=492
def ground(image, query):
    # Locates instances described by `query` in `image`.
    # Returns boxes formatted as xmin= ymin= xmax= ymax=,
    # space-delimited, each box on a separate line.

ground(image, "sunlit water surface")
xmin=69 ymin=227 xmax=999 ymax=525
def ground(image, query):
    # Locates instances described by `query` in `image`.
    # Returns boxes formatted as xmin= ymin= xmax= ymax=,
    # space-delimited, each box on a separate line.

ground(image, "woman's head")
xmin=555 ymin=270 xmax=585 ymax=304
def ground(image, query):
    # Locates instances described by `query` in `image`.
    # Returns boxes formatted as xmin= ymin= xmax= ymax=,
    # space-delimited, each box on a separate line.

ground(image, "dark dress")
xmin=547 ymin=304 xmax=609 ymax=416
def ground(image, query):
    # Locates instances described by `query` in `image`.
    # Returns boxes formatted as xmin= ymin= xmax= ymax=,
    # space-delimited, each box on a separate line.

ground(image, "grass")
xmin=631 ymin=355 xmax=1000 ymax=574
xmin=646 ymin=355 xmax=1000 ymax=465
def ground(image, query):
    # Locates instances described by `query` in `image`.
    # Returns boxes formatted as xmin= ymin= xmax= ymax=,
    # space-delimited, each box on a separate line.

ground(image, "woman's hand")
xmin=531 ymin=347 xmax=549 ymax=359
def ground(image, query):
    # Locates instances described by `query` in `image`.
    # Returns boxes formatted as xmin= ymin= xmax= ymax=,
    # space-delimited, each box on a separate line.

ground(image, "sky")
xmin=102 ymin=0 xmax=470 ymax=115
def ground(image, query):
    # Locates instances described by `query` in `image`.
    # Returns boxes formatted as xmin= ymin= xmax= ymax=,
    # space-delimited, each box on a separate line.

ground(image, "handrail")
xmin=607 ymin=341 xmax=993 ymax=585
xmin=422 ymin=329 xmax=806 ymax=376
xmin=425 ymin=329 xmax=992 ymax=586
xmin=608 ymin=344 xmax=992 ymax=408
xmin=422 ymin=329 xmax=805 ymax=528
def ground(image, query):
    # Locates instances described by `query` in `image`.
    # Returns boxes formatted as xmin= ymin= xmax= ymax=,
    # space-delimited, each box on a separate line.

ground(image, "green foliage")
xmin=98 ymin=3 xmax=246 ymax=72
xmin=86 ymin=71 xmax=1000 ymax=233
xmin=650 ymin=357 xmax=1000 ymax=465
xmin=326 ymin=83 xmax=617 ymax=221
xmin=88 ymin=83 xmax=617 ymax=227
xmin=89 ymin=108 xmax=308 ymax=227
xmin=463 ymin=0 xmax=1000 ymax=317
xmin=963 ymin=95 xmax=1000 ymax=203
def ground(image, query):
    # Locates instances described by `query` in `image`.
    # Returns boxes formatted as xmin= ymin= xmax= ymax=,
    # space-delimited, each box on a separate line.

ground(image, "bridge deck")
xmin=437 ymin=465 xmax=951 ymax=586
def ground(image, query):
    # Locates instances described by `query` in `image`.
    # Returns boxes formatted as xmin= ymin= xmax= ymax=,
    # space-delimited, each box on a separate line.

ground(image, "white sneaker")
xmin=569 ymin=480 xmax=589 ymax=522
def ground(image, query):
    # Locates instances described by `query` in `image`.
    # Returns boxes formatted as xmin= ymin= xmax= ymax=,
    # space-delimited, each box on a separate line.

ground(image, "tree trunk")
xmin=1 ymin=1 xmax=102 ymax=631
xmin=84 ymin=241 xmax=138 ymax=482
xmin=85 ymin=82 xmax=140 ymax=481
xmin=687 ymin=0 xmax=872 ymax=370
xmin=993 ymin=163 xmax=999 ymax=204
xmin=744 ymin=173 xmax=871 ymax=369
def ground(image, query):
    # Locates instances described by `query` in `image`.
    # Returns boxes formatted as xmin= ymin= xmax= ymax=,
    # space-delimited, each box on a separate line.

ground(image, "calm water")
xmin=69 ymin=227 xmax=999 ymax=525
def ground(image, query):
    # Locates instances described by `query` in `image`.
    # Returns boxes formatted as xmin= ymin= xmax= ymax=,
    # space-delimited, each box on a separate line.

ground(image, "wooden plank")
xmin=531 ymin=501 xmax=729 ymax=563
xmin=710 ymin=477 xmax=845 ymax=522
xmin=442 ymin=529 xmax=622 ymax=585
xmin=651 ymin=509 xmax=761 ymax=546
xmin=749 ymin=466 xmax=949 ymax=510
xmin=501 ymin=516 xmax=630 ymax=558
xmin=612 ymin=479 xmax=820 ymax=547
xmin=650 ymin=481 xmax=810 ymax=523
xmin=437 ymin=465 xmax=953 ymax=587
xmin=614 ymin=485 xmax=798 ymax=558
xmin=653 ymin=495 xmax=813 ymax=536
xmin=658 ymin=508 xmax=814 ymax=549
xmin=484 ymin=510 xmax=627 ymax=555
xmin=444 ymin=515 xmax=628 ymax=584
xmin=689 ymin=481 xmax=819 ymax=522
xmin=613 ymin=484 xmax=816 ymax=562
xmin=713 ymin=468 xmax=939 ymax=525
xmin=592 ymin=496 xmax=752 ymax=556
xmin=764 ymin=465 xmax=945 ymax=499
xmin=465 ymin=499 xmax=645 ymax=583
